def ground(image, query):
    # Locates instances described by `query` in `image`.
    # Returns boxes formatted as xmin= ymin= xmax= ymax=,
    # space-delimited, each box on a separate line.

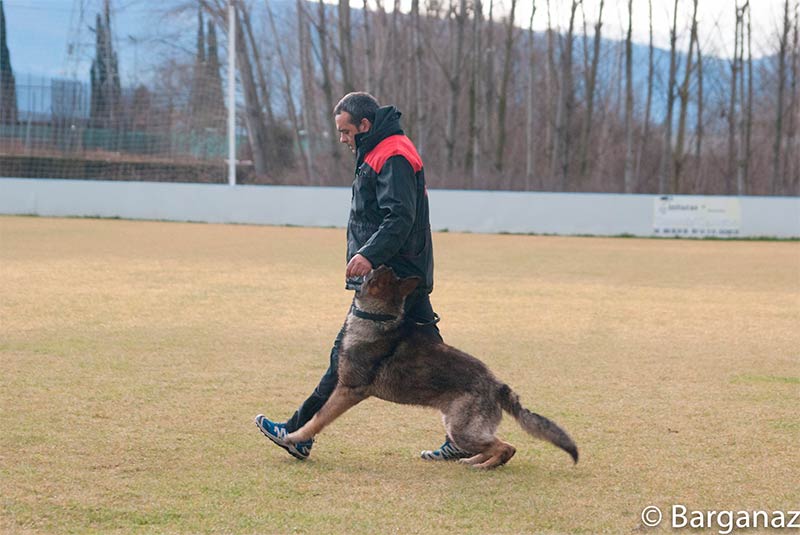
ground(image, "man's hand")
xmin=346 ymin=254 xmax=373 ymax=278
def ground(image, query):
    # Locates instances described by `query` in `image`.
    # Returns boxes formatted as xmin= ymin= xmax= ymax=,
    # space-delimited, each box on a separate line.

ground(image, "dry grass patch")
xmin=1 ymin=216 xmax=798 ymax=534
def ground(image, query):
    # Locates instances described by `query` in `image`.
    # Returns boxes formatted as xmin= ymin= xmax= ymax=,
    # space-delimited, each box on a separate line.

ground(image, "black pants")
xmin=285 ymin=292 xmax=442 ymax=432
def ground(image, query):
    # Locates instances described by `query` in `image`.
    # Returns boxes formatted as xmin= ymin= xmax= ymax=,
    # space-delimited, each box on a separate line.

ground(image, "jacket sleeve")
xmin=357 ymin=155 xmax=417 ymax=267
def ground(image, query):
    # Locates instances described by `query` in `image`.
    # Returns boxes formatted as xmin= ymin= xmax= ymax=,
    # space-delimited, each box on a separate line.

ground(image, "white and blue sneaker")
xmin=420 ymin=437 xmax=471 ymax=461
xmin=254 ymin=414 xmax=313 ymax=460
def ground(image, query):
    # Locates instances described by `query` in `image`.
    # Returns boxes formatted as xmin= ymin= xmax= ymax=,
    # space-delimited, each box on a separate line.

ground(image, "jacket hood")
xmin=355 ymin=105 xmax=404 ymax=165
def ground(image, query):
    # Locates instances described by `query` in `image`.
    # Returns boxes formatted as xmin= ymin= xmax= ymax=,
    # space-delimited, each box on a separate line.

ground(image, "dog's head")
xmin=355 ymin=265 xmax=420 ymax=313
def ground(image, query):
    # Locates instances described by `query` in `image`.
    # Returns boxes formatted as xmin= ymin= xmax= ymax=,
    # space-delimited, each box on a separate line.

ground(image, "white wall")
xmin=1 ymin=178 xmax=798 ymax=238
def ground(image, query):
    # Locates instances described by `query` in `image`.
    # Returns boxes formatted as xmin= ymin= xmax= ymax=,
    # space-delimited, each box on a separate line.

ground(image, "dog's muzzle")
xmin=345 ymin=276 xmax=364 ymax=292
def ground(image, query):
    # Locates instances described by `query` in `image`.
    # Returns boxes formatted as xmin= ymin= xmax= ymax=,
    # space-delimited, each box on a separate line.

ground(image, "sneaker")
xmin=420 ymin=437 xmax=471 ymax=461
xmin=254 ymin=414 xmax=313 ymax=460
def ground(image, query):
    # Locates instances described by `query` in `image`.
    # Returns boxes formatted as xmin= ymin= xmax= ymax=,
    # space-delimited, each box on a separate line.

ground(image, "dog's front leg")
xmin=285 ymin=386 xmax=366 ymax=443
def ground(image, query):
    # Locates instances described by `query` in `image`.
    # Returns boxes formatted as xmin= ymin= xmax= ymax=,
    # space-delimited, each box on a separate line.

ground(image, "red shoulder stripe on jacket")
xmin=363 ymin=135 xmax=423 ymax=174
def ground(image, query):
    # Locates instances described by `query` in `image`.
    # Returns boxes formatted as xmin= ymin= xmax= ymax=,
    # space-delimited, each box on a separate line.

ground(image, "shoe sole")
xmin=420 ymin=450 xmax=472 ymax=461
xmin=254 ymin=415 xmax=309 ymax=460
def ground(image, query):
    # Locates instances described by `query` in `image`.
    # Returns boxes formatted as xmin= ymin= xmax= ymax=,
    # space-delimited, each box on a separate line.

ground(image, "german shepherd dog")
xmin=285 ymin=265 xmax=578 ymax=469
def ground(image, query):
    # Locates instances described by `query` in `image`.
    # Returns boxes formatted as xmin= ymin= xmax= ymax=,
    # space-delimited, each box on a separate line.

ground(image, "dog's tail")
xmin=497 ymin=383 xmax=579 ymax=464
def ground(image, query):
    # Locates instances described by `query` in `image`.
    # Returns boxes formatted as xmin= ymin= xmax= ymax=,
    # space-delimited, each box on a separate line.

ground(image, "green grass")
xmin=1 ymin=216 xmax=798 ymax=534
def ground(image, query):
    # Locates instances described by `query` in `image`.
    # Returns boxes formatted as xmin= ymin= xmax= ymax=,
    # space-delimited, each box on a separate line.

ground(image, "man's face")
xmin=335 ymin=112 xmax=371 ymax=153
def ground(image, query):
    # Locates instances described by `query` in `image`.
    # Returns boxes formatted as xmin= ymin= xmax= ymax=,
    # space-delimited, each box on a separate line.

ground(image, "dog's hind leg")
xmin=445 ymin=395 xmax=513 ymax=469
xmin=285 ymin=386 xmax=365 ymax=443
xmin=458 ymin=452 xmax=491 ymax=466
xmin=471 ymin=439 xmax=516 ymax=469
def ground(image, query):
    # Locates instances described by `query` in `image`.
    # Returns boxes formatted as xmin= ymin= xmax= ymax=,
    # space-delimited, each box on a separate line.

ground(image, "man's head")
xmin=334 ymin=92 xmax=379 ymax=153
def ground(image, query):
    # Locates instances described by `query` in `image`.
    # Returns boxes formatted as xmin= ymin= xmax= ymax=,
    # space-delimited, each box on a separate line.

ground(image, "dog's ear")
xmin=398 ymin=276 xmax=421 ymax=297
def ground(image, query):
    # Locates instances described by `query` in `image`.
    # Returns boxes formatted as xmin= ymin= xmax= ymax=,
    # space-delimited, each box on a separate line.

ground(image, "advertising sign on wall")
xmin=653 ymin=196 xmax=742 ymax=237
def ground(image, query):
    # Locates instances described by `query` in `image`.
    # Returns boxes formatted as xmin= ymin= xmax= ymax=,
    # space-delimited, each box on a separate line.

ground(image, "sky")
xmin=2 ymin=0 xmax=793 ymax=84
xmin=523 ymin=0 xmax=791 ymax=59
xmin=3 ymin=0 xmax=180 ymax=83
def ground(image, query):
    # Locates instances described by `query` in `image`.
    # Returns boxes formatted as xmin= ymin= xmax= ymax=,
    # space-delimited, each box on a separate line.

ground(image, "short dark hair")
xmin=334 ymin=92 xmax=380 ymax=125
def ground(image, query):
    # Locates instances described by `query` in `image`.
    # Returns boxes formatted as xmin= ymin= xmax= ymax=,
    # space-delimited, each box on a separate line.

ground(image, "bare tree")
xmin=553 ymin=0 xmax=581 ymax=190
xmin=297 ymin=0 xmax=316 ymax=182
xmin=659 ymin=0 xmax=679 ymax=193
xmin=673 ymin=0 xmax=699 ymax=193
xmin=240 ymin=3 xmax=274 ymax=126
xmin=784 ymin=1 xmax=799 ymax=191
xmin=310 ymin=0 xmax=340 ymax=161
xmin=376 ymin=0 xmax=401 ymax=98
xmin=623 ymin=0 xmax=634 ymax=193
xmin=745 ymin=2 xmax=753 ymax=188
xmin=728 ymin=3 xmax=743 ymax=194
xmin=425 ymin=0 xmax=468 ymax=171
xmin=466 ymin=0 xmax=483 ymax=182
xmin=494 ymin=0 xmax=518 ymax=172
xmin=737 ymin=3 xmax=748 ymax=194
xmin=233 ymin=3 xmax=269 ymax=176
xmin=338 ymin=0 xmax=355 ymax=93
xmin=411 ymin=0 xmax=425 ymax=152
xmin=266 ymin=1 xmax=310 ymax=182
xmin=635 ymin=0 xmax=654 ymax=188
xmin=483 ymin=0 xmax=496 ymax=149
xmin=578 ymin=0 xmax=604 ymax=181
xmin=448 ymin=0 xmax=468 ymax=171
xmin=694 ymin=39 xmax=704 ymax=189
xmin=525 ymin=1 xmax=536 ymax=188
xmin=773 ymin=0 xmax=792 ymax=193
xmin=362 ymin=0 xmax=373 ymax=92
xmin=544 ymin=0 xmax=556 ymax=183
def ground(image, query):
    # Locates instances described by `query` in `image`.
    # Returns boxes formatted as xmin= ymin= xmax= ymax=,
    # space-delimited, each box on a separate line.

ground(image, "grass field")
xmin=1 ymin=215 xmax=798 ymax=534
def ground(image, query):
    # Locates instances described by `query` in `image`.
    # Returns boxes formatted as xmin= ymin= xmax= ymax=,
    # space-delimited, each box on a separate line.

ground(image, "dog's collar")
xmin=350 ymin=305 xmax=398 ymax=322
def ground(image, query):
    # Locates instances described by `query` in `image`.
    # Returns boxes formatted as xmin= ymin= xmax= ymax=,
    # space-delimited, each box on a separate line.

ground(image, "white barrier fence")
xmin=1 ymin=178 xmax=798 ymax=238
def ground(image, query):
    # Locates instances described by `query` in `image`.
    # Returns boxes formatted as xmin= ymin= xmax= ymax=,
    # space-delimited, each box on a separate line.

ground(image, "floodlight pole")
xmin=227 ymin=0 xmax=236 ymax=186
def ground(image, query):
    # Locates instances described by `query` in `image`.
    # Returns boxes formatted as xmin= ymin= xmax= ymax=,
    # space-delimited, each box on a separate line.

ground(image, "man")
xmin=255 ymin=92 xmax=467 ymax=462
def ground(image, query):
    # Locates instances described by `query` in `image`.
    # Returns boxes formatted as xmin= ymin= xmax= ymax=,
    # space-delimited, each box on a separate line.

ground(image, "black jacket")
xmin=346 ymin=106 xmax=434 ymax=293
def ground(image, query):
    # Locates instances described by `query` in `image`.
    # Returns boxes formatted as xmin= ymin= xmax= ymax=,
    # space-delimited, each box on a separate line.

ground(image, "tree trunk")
xmin=579 ymin=0 xmax=604 ymax=181
xmin=297 ymin=0 xmax=316 ymax=183
xmin=338 ymin=0 xmax=354 ymax=93
xmin=525 ymin=2 xmax=536 ymax=188
xmin=634 ymin=0 xmax=653 ymax=187
xmin=234 ymin=4 xmax=269 ymax=176
xmin=314 ymin=0 xmax=340 ymax=161
xmin=773 ymin=0 xmax=791 ymax=194
xmin=695 ymin=40 xmax=704 ymax=190
xmin=745 ymin=2 xmax=753 ymax=190
xmin=466 ymin=0 xmax=483 ymax=183
xmin=793 ymin=1 xmax=800 ymax=195
xmin=483 ymin=0 xmax=496 ymax=151
xmin=266 ymin=1 xmax=310 ymax=182
xmin=553 ymin=0 xmax=580 ymax=190
xmin=241 ymin=3 xmax=274 ymax=126
xmin=445 ymin=0 xmax=468 ymax=172
xmin=728 ymin=4 xmax=742 ymax=195
xmin=623 ymin=0 xmax=634 ymax=193
xmin=544 ymin=0 xmax=556 ymax=186
xmin=411 ymin=0 xmax=425 ymax=153
xmin=783 ymin=1 xmax=798 ymax=193
xmin=363 ymin=0 xmax=373 ymax=93
xmin=312 ymin=0 xmax=342 ymax=161
xmin=659 ymin=0 xmax=679 ymax=194
xmin=673 ymin=0 xmax=698 ymax=194
xmin=494 ymin=0 xmax=518 ymax=173
xmin=737 ymin=4 xmax=747 ymax=194
xmin=376 ymin=0 xmax=401 ymax=98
